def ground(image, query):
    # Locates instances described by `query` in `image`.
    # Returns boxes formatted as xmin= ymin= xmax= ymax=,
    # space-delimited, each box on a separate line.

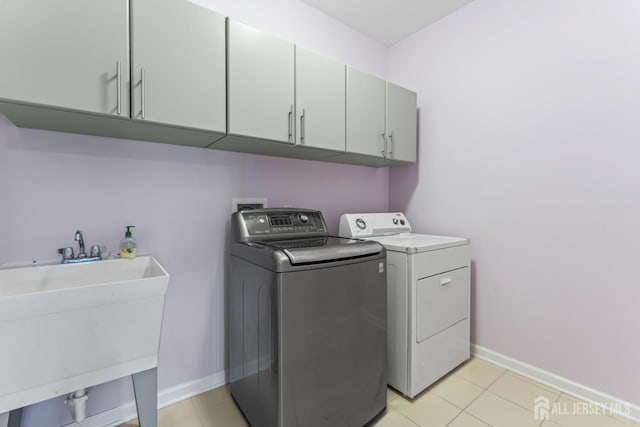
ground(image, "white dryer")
xmin=339 ymin=212 xmax=471 ymax=398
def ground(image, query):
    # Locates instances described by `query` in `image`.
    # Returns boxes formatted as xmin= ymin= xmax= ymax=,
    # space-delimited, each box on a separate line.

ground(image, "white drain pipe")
xmin=65 ymin=389 xmax=88 ymax=423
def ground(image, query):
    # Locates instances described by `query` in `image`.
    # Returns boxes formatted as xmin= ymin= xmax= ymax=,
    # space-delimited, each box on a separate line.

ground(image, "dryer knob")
xmin=400 ymin=219 xmax=406 ymax=226
xmin=298 ymin=214 xmax=309 ymax=224
xmin=393 ymin=218 xmax=399 ymax=225
xmin=355 ymin=218 xmax=366 ymax=230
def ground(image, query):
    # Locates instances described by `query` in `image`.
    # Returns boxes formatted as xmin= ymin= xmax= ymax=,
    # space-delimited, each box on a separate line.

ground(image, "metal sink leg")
xmin=132 ymin=368 xmax=158 ymax=427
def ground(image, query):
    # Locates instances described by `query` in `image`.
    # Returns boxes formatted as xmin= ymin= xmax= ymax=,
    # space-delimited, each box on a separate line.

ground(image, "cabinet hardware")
xmin=116 ymin=61 xmax=121 ymax=115
xmin=300 ymin=108 xmax=305 ymax=144
xmin=381 ymin=132 xmax=387 ymax=157
xmin=141 ymin=68 xmax=146 ymax=119
xmin=288 ymin=105 xmax=293 ymax=142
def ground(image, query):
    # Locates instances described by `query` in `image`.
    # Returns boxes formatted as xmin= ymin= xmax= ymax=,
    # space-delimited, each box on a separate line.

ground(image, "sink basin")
xmin=0 ymin=256 xmax=169 ymax=413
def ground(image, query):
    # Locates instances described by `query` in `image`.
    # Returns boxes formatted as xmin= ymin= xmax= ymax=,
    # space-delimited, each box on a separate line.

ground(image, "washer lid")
xmin=368 ymin=234 xmax=469 ymax=254
xmin=261 ymin=237 xmax=383 ymax=265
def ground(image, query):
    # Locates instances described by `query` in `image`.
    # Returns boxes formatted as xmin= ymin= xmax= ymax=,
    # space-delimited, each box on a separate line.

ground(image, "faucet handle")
xmin=58 ymin=247 xmax=74 ymax=260
xmin=90 ymin=244 xmax=101 ymax=258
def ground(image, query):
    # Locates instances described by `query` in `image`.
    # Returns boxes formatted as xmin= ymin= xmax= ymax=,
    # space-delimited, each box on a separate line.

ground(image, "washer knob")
xmin=400 ymin=219 xmax=406 ymax=226
xmin=393 ymin=218 xmax=399 ymax=225
xmin=298 ymin=214 xmax=309 ymax=224
xmin=355 ymin=218 xmax=366 ymax=230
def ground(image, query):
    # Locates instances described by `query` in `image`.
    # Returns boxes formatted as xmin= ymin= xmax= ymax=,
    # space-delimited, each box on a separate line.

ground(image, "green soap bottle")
xmin=119 ymin=225 xmax=137 ymax=259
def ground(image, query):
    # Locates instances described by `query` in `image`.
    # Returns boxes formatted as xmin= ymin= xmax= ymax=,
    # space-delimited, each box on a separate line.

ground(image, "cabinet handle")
xmin=116 ymin=61 xmax=121 ymax=115
xmin=288 ymin=105 xmax=293 ymax=142
xmin=440 ymin=277 xmax=452 ymax=286
xmin=388 ymin=131 xmax=394 ymax=158
xmin=141 ymin=68 xmax=146 ymax=119
xmin=381 ymin=132 xmax=387 ymax=157
xmin=300 ymin=108 xmax=305 ymax=145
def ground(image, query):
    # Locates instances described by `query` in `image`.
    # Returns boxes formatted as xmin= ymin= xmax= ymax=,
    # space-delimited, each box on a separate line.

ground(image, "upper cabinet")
xmin=386 ymin=82 xmax=417 ymax=163
xmin=131 ymin=0 xmax=226 ymax=133
xmin=346 ymin=68 xmax=387 ymax=158
xmin=295 ymin=47 xmax=346 ymax=152
xmin=223 ymin=20 xmax=346 ymax=157
xmin=0 ymin=0 xmax=225 ymax=147
xmin=0 ymin=2 xmax=415 ymax=166
xmin=345 ymin=67 xmax=417 ymax=165
xmin=0 ymin=0 xmax=129 ymax=117
xmin=226 ymin=19 xmax=295 ymax=144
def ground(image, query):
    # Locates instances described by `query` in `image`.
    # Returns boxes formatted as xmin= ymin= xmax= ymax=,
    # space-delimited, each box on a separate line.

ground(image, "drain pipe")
xmin=65 ymin=389 xmax=88 ymax=423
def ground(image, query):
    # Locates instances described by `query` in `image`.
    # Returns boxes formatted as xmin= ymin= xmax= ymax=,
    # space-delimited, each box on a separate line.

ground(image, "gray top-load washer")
xmin=229 ymin=208 xmax=387 ymax=427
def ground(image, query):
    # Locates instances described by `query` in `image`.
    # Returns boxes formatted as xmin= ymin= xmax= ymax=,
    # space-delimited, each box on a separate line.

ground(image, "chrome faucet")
xmin=75 ymin=230 xmax=87 ymax=259
xmin=59 ymin=230 xmax=101 ymax=264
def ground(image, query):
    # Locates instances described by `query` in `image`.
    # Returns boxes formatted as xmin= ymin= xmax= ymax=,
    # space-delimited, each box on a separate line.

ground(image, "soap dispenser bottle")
xmin=119 ymin=225 xmax=137 ymax=259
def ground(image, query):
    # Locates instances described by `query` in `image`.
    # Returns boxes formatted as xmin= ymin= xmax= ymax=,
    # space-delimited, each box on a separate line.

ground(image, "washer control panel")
xmin=235 ymin=208 xmax=327 ymax=241
xmin=339 ymin=212 xmax=411 ymax=238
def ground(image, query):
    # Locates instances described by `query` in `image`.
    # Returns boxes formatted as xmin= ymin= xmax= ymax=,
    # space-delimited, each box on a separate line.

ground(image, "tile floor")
xmin=119 ymin=358 xmax=637 ymax=427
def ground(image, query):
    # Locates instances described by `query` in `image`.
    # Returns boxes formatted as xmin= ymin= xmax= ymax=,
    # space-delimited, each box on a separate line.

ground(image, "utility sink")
xmin=0 ymin=256 xmax=170 ymax=414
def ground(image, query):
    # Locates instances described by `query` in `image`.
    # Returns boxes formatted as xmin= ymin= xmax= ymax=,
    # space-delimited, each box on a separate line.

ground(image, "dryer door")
xmin=416 ymin=267 xmax=469 ymax=342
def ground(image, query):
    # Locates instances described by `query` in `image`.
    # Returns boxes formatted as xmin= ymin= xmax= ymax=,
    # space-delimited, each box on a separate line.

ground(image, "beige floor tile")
xmin=373 ymin=408 xmax=419 ymax=427
xmin=387 ymin=387 xmax=401 ymax=403
xmin=391 ymin=393 xmax=461 ymax=427
xmin=453 ymin=358 xmax=506 ymax=388
xmin=193 ymin=397 xmax=248 ymax=427
xmin=466 ymin=391 xmax=540 ymax=427
xmin=508 ymin=372 xmax=565 ymax=397
xmin=488 ymin=371 xmax=560 ymax=412
xmin=548 ymin=394 xmax=633 ymax=427
xmin=429 ymin=375 xmax=484 ymax=409
xmin=160 ymin=414 xmax=203 ymax=427
xmin=158 ymin=399 xmax=199 ymax=427
xmin=193 ymin=385 xmax=232 ymax=406
xmin=607 ymin=413 xmax=635 ymax=426
xmin=448 ymin=412 xmax=491 ymax=427
xmin=116 ymin=399 xmax=202 ymax=427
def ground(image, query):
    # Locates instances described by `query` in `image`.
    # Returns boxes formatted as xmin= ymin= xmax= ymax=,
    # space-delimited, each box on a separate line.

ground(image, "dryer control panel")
xmin=339 ymin=212 xmax=411 ymax=238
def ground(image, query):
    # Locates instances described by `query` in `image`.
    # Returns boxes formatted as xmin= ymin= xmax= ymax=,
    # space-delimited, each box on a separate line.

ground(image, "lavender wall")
xmin=1 ymin=1 xmax=388 ymax=425
xmin=189 ymin=0 xmax=388 ymax=79
xmin=388 ymin=0 xmax=640 ymax=406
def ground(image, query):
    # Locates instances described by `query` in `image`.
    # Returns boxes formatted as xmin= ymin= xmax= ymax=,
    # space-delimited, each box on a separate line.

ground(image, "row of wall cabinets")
xmin=0 ymin=0 xmax=417 ymax=167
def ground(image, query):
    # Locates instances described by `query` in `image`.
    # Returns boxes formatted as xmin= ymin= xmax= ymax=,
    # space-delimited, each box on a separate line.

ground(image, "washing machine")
xmin=229 ymin=208 xmax=387 ymax=427
xmin=340 ymin=212 xmax=470 ymax=398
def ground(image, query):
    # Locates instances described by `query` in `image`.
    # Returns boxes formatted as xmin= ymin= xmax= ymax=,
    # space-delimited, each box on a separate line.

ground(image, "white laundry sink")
xmin=0 ymin=256 xmax=169 ymax=413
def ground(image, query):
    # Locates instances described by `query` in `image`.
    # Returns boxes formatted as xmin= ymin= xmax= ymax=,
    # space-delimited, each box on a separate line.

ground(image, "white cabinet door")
xmin=295 ymin=47 xmax=345 ymax=152
xmin=386 ymin=82 xmax=417 ymax=162
xmin=0 ymin=0 xmax=129 ymax=117
xmin=346 ymin=68 xmax=386 ymax=158
xmin=227 ymin=19 xmax=294 ymax=144
xmin=131 ymin=0 xmax=225 ymax=133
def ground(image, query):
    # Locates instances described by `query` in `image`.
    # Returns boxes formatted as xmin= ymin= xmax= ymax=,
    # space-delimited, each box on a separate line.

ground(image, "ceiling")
xmin=301 ymin=0 xmax=475 ymax=45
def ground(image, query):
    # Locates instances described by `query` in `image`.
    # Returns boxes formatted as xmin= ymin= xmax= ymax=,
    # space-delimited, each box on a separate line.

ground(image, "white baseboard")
xmin=71 ymin=370 xmax=227 ymax=427
xmin=471 ymin=344 xmax=640 ymax=423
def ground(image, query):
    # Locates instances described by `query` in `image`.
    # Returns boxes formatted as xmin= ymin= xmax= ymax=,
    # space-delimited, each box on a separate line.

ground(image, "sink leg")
xmin=8 ymin=408 xmax=23 ymax=427
xmin=132 ymin=368 xmax=158 ymax=427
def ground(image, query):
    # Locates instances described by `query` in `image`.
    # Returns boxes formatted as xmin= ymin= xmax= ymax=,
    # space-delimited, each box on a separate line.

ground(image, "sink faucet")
xmin=75 ymin=230 xmax=87 ymax=259
xmin=59 ymin=230 xmax=101 ymax=264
